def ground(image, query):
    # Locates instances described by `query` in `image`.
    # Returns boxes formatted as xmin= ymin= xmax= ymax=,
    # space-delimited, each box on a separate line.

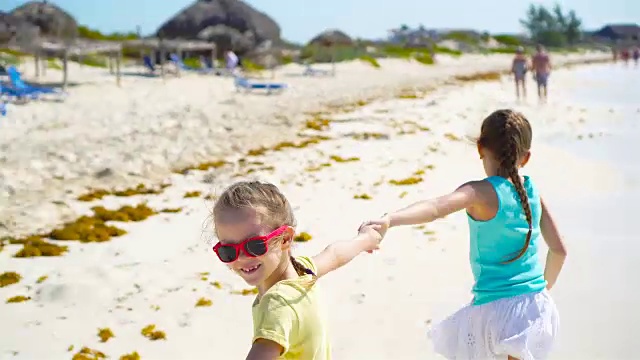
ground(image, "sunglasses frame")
xmin=212 ymin=225 xmax=290 ymax=263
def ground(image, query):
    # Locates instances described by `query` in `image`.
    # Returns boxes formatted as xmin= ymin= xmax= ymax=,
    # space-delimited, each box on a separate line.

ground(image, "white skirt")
xmin=430 ymin=290 xmax=559 ymax=360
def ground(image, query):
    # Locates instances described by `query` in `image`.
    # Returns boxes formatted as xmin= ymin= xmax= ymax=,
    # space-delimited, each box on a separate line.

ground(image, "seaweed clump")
xmin=13 ymin=236 xmax=68 ymax=258
xmin=330 ymin=155 xmax=360 ymax=163
xmin=141 ymin=324 xmax=166 ymax=341
xmin=174 ymin=160 xmax=227 ymax=174
xmin=48 ymin=204 xmax=157 ymax=243
xmin=232 ymin=288 xmax=259 ymax=296
xmin=305 ymin=117 xmax=331 ymax=131
xmin=71 ymin=347 xmax=106 ymax=360
xmin=0 ymin=271 xmax=21 ymax=287
xmin=389 ymin=176 xmax=423 ymax=186
xmin=354 ymin=193 xmax=372 ymax=200
xmin=77 ymin=183 xmax=168 ymax=202
xmin=6 ymin=295 xmax=31 ymax=303
xmin=97 ymin=328 xmax=114 ymax=342
xmin=454 ymin=71 xmax=503 ymax=83
xmin=195 ymin=297 xmax=213 ymax=307
xmin=183 ymin=191 xmax=202 ymax=198
xmin=294 ymin=232 xmax=313 ymax=242
xmin=119 ymin=352 xmax=141 ymax=360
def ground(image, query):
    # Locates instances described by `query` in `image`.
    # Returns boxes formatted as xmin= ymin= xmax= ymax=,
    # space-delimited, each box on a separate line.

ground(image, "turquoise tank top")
xmin=468 ymin=176 xmax=547 ymax=305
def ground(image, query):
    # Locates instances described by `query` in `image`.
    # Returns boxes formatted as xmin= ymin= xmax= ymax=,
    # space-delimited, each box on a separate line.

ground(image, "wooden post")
xmin=108 ymin=55 xmax=114 ymax=74
xmin=176 ymin=47 xmax=182 ymax=77
xmin=62 ymin=49 xmax=69 ymax=90
xmin=116 ymin=49 xmax=122 ymax=87
xmin=331 ymin=46 xmax=336 ymax=76
xmin=159 ymin=39 xmax=166 ymax=79
xmin=211 ymin=45 xmax=217 ymax=68
xmin=42 ymin=56 xmax=47 ymax=76
xmin=34 ymin=51 xmax=40 ymax=78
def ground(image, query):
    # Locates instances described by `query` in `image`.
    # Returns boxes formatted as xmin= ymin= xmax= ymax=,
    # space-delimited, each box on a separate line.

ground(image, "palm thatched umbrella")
xmin=307 ymin=29 xmax=354 ymax=75
xmin=0 ymin=11 xmax=40 ymax=45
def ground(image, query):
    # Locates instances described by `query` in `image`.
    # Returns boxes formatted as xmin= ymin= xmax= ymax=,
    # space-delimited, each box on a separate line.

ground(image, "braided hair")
xmin=478 ymin=109 xmax=533 ymax=263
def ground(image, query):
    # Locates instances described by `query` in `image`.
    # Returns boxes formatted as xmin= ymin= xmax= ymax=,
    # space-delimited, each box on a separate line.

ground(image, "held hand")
xmin=360 ymin=214 xmax=391 ymax=238
xmin=357 ymin=224 xmax=383 ymax=253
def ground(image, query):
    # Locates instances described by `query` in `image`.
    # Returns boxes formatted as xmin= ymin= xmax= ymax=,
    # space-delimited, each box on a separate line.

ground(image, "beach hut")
xmin=122 ymin=38 xmax=216 ymax=77
xmin=307 ymin=29 xmax=354 ymax=76
xmin=7 ymin=39 xmax=123 ymax=90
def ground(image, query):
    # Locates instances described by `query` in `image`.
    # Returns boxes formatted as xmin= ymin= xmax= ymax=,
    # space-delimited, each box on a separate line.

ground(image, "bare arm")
xmin=388 ymin=181 xmax=480 ymax=227
xmin=246 ymin=339 xmax=282 ymax=360
xmin=540 ymin=196 xmax=567 ymax=290
xmin=312 ymin=226 xmax=382 ymax=278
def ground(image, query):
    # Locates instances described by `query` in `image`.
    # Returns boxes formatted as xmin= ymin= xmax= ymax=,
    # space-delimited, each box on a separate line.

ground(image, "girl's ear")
xmin=520 ymin=151 xmax=532 ymax=167
xmin=477 ymin=143 xmax=484 ymax=159
xmin=280 ymin=226 xmax=295 ymax=251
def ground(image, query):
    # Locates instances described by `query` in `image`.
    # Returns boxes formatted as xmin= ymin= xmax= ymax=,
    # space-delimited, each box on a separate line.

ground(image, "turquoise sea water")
xmin=544 ymin=63 xmax=639 ymax=359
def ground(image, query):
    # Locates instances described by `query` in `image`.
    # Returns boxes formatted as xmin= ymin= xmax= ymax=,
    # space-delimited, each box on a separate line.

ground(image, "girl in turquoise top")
xmin=362 ymin=109 xmax=567 ymax=360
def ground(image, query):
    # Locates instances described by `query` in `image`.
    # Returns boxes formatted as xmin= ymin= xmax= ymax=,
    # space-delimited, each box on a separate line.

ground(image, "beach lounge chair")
xmin=143 ymin=55 xmax=160 ymax=74
xmin=303 ymin=64 xmax=332 ymax=77
xmin=170 ymin=54 xmax=212 ymax=74
xmin=234 ymin=76 xmax=287 ymax=94
xmin=0 ymin=81 xmax=39 ymax=101
xmin=7 ymin=66 xmax=61 ymax=96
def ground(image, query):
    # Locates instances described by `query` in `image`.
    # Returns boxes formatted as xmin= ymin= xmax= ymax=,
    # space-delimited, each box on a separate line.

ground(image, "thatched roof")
xmin=9 ymin=1 xmax=78 ymax=39
xmin=10 ymin=39 xmax=122 ymax=57
xmin=123 ymin=38 xmax=216 ymax=51
xmin=308 ymin=29 xmax=353 ymax=47
xmin=0 ymin=11 xmax=40 ymax=45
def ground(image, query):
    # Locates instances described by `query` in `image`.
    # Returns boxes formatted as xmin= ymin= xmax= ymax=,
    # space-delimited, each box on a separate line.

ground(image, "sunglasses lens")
xmin=216 ymin=246 xmax=238 ymax=263
xmin=245 ymin=240 xmax=268 ymax=257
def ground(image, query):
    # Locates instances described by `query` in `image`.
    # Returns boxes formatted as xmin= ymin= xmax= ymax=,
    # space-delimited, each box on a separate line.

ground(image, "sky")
xmin=1 ymin=0 xmax=637 ymax=43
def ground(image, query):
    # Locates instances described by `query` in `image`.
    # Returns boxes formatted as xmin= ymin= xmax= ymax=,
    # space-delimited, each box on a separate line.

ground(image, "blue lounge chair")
xmin=234 ymin=76 xmax=287 ymax=94
xmin=0 ymin=81 xmax=39 ymax=101
xmin=170 ymin=54 xmax=212 ymax=74
xmin=143 ymin=55 xmax=159 ymax=74
xmin=303 ymin=64 xmax=332 ymax=77
xmin=7 ymin=66 xmax=61 ymax=96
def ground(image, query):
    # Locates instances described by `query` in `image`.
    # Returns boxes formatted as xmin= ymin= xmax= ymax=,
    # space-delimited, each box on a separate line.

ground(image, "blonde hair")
xmin=477 ymin=109 xmax=533 ymax=263
xmin=213 ymin=180 xmax=316 ymax=281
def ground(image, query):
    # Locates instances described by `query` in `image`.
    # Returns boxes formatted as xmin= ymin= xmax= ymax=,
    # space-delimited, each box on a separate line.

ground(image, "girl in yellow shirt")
xmin=211 ymin=180 xmax=382 ymax=360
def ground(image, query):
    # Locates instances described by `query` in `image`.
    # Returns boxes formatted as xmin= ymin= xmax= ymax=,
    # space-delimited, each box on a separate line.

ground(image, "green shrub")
xmin=414 ymin=53 xmax=434 ymax=65
xmin=493 ymin=35 xmax=521 ymax=47
xmin=79 ymin=55 xmax=108 ymax=68
xmin=359 ymin=55 xmax=380 ymax=68
xmin=47 ymin=59 xmax=63 ymax=70
xmin=442 ymin=31 xmax=480 ymax=45
xmin=434 ymin=46 xmax=462 ymax=56
xmin=182 ymin=57 xmax=201 ymax=68
xmin=487 ymin=47 xmax=519 ymax=54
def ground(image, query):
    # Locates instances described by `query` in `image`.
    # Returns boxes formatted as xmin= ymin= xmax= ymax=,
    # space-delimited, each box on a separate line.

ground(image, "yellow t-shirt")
xmin=252 ymin=256 xmax=331 ymax=359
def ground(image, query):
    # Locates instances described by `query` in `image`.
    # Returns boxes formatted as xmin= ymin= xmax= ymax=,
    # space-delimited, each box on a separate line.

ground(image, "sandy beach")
xmin=2 ymin=53 xmax=638 ymax=359
xmin=0 ymin=52 xmax=609 ymax=239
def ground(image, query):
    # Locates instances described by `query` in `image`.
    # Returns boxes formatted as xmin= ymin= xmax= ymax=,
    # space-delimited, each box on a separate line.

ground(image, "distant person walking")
xmin=225 ymin=50 xmax=239 ymax=74
xmin=632 ymin=46 xmax=639 ymax=67
xmin=532 ymin=45 xmax=552 ymax=102
xmin=511 ymin=46 xmax=529 ymax=100
xmin=620 ymin=47 xmax=630 ymax=66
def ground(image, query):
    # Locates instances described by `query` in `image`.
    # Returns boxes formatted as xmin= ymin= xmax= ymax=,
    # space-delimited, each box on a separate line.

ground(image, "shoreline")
xmin=0 ymin=52 xmax=611 ymax=239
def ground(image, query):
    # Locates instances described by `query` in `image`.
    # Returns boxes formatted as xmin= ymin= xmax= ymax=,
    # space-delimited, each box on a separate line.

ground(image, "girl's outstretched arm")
xmin=539 ymin=196 xmax=567 ymax=290
xmin=387 ymin=181 xmax=481 ymax=227
xmin=246 ymin=339 xmax=281 ymax=360
xmin=312 ymin=224 xmax=382 ymax=278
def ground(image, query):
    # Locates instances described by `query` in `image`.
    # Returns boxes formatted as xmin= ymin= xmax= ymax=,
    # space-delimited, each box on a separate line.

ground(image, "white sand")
xmin=0 ymin=52 xmax=608 ymax=239
xmin=0 ymin=54 xmax=630 ymax=359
